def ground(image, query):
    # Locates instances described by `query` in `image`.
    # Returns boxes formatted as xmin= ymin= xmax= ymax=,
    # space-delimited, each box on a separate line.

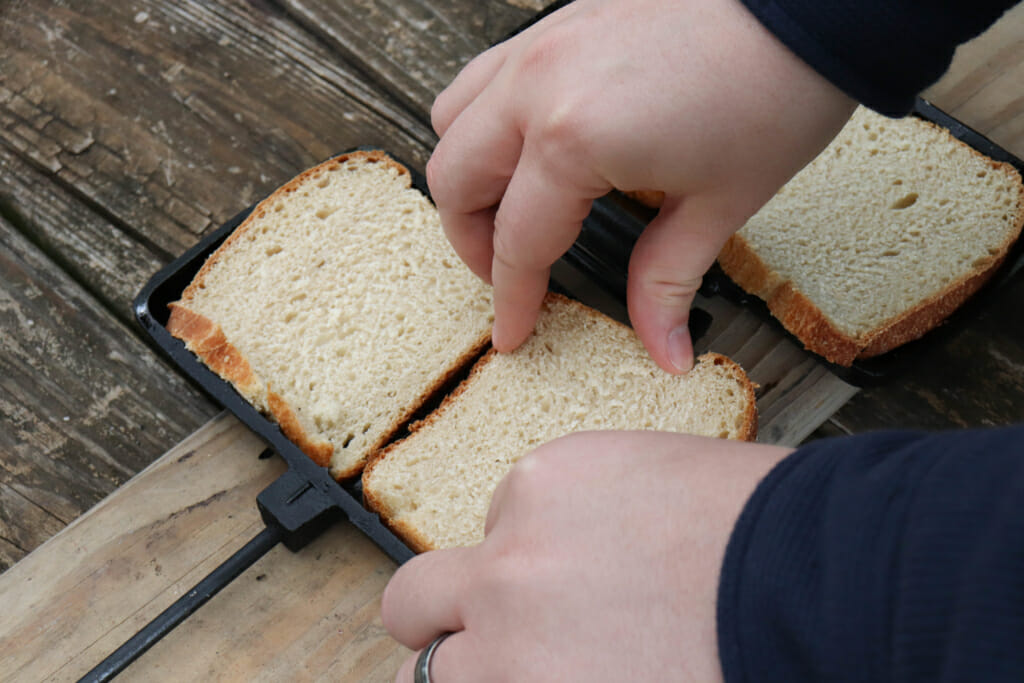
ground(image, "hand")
xmin=428 ymin=0 xmax=855 ymax=373
xmin=381 ymin=431 xmax=792 ymax=681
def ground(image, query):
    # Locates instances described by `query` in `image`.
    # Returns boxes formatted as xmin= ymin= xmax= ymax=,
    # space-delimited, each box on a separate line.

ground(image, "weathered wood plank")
xmin=0 ymin=414 xmax=408 ymax=683
xmin=279 ymin=0 xmax=540 ymax=116
xmin=0 ymin=536 xmax=23 ymax=573
xmin=0 ymin=0 xmax=436 ymax=258
xmin=0 ymin=144 xmax=164 ymax=322
xmin=0 ymin=485 xmax=65 ymax=565
xmin=0 ymin=213 xmax=215 ymax=570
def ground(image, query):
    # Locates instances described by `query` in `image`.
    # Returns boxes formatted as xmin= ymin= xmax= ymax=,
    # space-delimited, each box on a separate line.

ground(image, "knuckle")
xmin=635 ymin=266 xmax=703 ymax=307
xmin=424 ymin=151 xmax=451 ymax=203
xmin=430 ymin=92 xmax=453 ymax=135
xmin=514 ymin=37 xmax=595 ymax=160
xmin=503 ymin=434 xmax=580 ymax=492
xmin=489 ymin=218 xmax=527 ymax=268
xmin=533 ymin=96 xmax=592 ymax=161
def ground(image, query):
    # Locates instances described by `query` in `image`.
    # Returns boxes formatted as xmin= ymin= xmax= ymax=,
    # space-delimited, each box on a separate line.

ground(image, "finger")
xmin=426 ymin=89 xmax=522 ymax=284
xmin=381 ymin=547 xmax=475 ymax=648
xmin=627 ymin=196 xmax=740 ymax=374
xmin=395 ymin=631 xmax=480 ymax=683
xmin=437 ymin=206 xmax=496 ymax=283
xmin=489 ymin=142 xmax=607 ymax=351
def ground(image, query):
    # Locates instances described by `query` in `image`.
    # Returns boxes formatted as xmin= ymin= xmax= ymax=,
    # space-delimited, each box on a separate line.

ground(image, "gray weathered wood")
xmin=0 ymin=213 xmax=215 ymax=570
xmin=922 ymin=2 xmax=1024 ymax=159
xmin=0 ymin=145 xmax=165 ymax=323
xmin=280 ymin=0 xmax=540 ymax=117
xmin=0 ymin=415 xmax=406 ymax=682
xmin=0 ymin=0 xmax=437 ymax=258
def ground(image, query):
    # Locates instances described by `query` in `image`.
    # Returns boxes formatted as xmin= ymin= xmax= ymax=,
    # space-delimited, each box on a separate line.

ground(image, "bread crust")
xmin=700 ymin=351 xmax=759 ymax=442
xmin=168 ymin=303 xmax=339 ymax=469
xmin=166 ymin=303 xmax=264 ymax=398
xmin=718 ymin=234 xmax=864 ymax=366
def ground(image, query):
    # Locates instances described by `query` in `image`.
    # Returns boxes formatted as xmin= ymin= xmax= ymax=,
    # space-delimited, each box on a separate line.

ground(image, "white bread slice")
xmin=167 ymin=151 xmax=493 ymax=478
xmin=718 ymin=107 xmax=1024 ymax=365
xmin=362 ymin=293 xmax=757 ymax=552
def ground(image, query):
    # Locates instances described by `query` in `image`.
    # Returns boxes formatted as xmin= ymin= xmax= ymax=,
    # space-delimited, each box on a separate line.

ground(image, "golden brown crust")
xmin=698 ymin=352 xmax=759 ymax=442
xmin=718 ymin=233 xmax=856 ymax=365
xmin=266 ymin=390 xmax=334 ymax=469
xmin=166 ymin=304 xmax=263 ymax=396
xmin=168 ymin=303 xmax=339 ymax=469
xmin=856 ymin=254 xmax=1008 ymax=359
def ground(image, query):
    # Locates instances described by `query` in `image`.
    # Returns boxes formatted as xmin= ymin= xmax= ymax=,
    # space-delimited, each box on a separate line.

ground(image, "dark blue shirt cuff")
xmin=718 ymin=425 xmax=1024 ymax=682
xmin=738 ymin=0 xmax=1018 ymax=116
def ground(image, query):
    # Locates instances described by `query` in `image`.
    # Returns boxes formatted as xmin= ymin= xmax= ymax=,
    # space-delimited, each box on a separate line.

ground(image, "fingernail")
xmin=667 ymin=324 xmax=693 ymax=374
xmin=491 ymin=317 xmax=515 ymax=353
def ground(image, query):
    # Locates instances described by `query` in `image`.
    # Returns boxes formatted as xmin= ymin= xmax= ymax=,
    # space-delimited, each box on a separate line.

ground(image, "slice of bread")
xmin=718 ymin=107 xmax=1024 ymax=365
xmin=362 ymin=293 xmax=757 ymax=552
xmin=167 ymin=151 xmax=494 ymax=478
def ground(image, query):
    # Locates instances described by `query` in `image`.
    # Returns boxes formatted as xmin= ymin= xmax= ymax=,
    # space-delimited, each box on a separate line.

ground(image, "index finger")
xmin=489 ymin=141 xmax=607 ymax=351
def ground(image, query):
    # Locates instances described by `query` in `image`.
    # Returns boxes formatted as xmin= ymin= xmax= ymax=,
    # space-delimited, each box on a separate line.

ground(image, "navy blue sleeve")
xmin=717 ymin=425 xmax=1024 ymax=682
xmin=738 ymin=0 xmax=1020 ymax=115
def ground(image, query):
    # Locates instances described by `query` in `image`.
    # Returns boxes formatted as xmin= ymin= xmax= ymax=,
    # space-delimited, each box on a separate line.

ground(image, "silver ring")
xmin=414 ymin=632 xmax=452 ymax=683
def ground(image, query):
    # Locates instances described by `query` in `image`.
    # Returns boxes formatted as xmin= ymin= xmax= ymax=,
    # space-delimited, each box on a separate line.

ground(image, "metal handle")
xmin=78 ymin=524 xmax=283 ymax=682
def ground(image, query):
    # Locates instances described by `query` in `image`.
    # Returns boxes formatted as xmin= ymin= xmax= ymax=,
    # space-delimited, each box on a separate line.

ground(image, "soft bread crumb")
xmin=169 ymin=151 xmax=494 ymax=478
xmin=363 ymin=294 xmax=757 ymax=552
xmin=719 ymin=107 xmax=1024 ymax=365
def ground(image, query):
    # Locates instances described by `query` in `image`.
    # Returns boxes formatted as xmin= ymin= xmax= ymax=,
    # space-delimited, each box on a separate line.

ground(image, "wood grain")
xmin=0 ymin=0 xmax=436 ymax=257
xmin=0 ymin=145 xmax=165 ymax=323
xmin=0 ymin=213 xmax=215 ymax=570
xmin=0 ymin=414 xmax=408 ymax=683
xmin=280 ymin=0 xmax=537 ymax=116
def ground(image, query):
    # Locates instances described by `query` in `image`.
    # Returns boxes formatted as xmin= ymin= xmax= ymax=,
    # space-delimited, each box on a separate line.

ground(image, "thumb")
xmin=626 ymin=195 xmax=738 ymax=374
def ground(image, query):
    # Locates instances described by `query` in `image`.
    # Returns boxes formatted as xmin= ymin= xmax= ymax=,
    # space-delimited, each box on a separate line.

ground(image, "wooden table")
xmin=1 ymin=1 xmax=1023 ymax=680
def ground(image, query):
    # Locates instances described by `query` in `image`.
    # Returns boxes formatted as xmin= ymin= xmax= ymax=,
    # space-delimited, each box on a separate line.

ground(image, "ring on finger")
xmin=414 ymin=632 xmax=453 ymax=683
